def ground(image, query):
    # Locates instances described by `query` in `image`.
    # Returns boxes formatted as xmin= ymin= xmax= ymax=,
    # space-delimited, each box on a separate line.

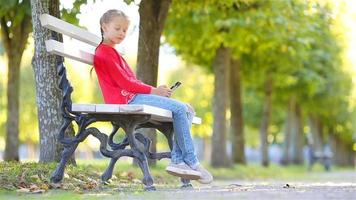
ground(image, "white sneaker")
xmin=194 ymin=164 xmax=213 ymax=184
xmin=166 ymin=163 xmax=201 ymax=180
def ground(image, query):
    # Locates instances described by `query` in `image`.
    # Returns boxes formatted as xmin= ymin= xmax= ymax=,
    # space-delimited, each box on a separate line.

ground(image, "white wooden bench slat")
xmin=192 ymin=116 xmax=202 ymax=124
xmin=95 ymin=104 xmax=120 ymax=113
xmin=45 ymin=39 xmax=93 ymax=65
xmin=119 ymin=104 xmax=144 ymax=112
xmin=121 ymin=105 xmax=172 ymax=117
xmin=40 ymin=14 xmax=101 ymax=46
xmin=71 ymin=103 xmax=202 ymax=124
xmin=71 ymin=104 xmax=96 ymax=112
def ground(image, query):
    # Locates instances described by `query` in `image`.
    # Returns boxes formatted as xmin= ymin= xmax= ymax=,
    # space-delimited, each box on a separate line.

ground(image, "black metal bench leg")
xmin=104 ymin=115 xmax=154 ymax=191
xmin=84 ymin=127 xmax=146 ymax=186
xmin=136 ymin=155 xmax=155 ymax=191
xmin=51 ymin=143 xmax=79 ymax=183
xmin=123 ymin=122 xmax=155 ymax=190
xmin=101 ymin=124 xmax=128 ymax=183
xmin=50 ymin=119 xmax=77 ymax=183
xmin=127 ymin=133 xmax=155 ymax=191
xmin=51 ymin=117 xmax=93 ymax=183
xmin=101 ymin=158 xmax=119 ymax=183
xmin=134 ymin=132 xmax=171 ymax=160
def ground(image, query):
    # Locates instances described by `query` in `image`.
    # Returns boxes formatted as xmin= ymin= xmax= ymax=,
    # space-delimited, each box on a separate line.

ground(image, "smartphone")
xmin=170 ymin=81 xmax=181 ymax=92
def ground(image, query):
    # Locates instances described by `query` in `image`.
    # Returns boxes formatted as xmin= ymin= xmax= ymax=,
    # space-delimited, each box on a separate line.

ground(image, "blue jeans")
xmin=129 ymin=94 xmax=199 ymax=167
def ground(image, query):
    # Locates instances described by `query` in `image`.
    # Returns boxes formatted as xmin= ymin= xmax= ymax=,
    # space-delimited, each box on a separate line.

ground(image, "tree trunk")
xmin=290 ymin=102 xmax=304 ymax=164
xmin=30 ymin=0 xmax=75 ymax=163
xmin=0 ymin=9 xmax=32 ymax=161
xmin=211 ymin=45 xmax=231 ymax=167
xmin=308 ymin=114 xmax=324 ymax=152
xmin=136 ymin=0 xmax=171 ymax=166
xmin=330 ymin=133 xmax=354 ymax=166
xmin=260 ymin=75 xmax=272 ymax=167
xmin=4 ymin=53 xmax=21 ymax=161
xmin=204 ymin=137 xmax=211 ymax=163
xmin=230 ymin=58 xmax=246 ymax=164
xmin=280 ymin=96 xmax=295 ymax=165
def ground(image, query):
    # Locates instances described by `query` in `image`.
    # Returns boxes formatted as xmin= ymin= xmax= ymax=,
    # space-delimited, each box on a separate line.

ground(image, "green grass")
xmin=77 ymin=159 xmax=353 ymax=181
xmin=0 ymin=159 xmax=354 ymax=199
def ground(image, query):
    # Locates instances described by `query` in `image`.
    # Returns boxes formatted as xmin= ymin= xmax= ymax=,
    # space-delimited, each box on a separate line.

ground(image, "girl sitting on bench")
xmin=93 ymin=9 xmax=212 ymax=184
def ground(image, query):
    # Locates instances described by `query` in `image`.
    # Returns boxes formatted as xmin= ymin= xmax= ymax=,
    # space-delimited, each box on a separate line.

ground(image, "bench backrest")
xmin=40 ymin=14 xmax=100 ymax=65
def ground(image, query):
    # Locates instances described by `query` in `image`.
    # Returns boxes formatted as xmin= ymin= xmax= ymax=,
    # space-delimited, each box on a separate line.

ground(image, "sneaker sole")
xmin=166 ymin=166 xmax=201 ymax=180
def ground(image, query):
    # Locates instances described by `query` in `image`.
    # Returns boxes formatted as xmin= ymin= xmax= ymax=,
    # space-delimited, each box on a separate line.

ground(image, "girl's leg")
xmin=171 ymin=107 xmax=194 ymax=164
xmin=129 ymin=94 xmax=198 ymax=167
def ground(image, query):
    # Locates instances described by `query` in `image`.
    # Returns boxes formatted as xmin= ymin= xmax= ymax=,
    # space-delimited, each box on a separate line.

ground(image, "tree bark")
xmin=308 ymin=114 xmax=324 ymax=152
xmin=211 ymin=45 xmax=231 ymax=167
xmin=330 ymin=132 xmax=354 ymax=166
xmin=0 ymin=6 xmax=32 ymax=161
xmin=30 ymin=0 xmax=75 ymax=163
xmin=230 ymin=58 xmax=246 ymax=164
xmin=280 ymin=96 xmax=295 ymax=165
xmin=260 ymin=74 xmax=272 ymax=167
xmin=136 ymin=0 xmax=171 ymax=166
xmin=290 ymin=102 xmax=304 ymax=164
xmin=4 ymin=54 xmax=21 ymax=161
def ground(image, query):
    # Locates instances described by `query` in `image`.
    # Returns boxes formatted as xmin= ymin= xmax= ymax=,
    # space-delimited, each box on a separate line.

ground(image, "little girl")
xmin=94 ymin=9 xmax=212 ymax=184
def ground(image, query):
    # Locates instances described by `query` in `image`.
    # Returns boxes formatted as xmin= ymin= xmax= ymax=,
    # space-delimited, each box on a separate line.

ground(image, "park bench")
xmin=39 ymin=13 xmax=202 ymax=191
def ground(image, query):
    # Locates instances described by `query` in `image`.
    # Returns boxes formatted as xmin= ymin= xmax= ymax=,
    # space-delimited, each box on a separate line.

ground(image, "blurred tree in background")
xmin=0 ymin=0 xmax=89 ymax=162
xmin=165 ymin=0 xmax=355 ymax=167
xmin=0 ymin=0 xmax=32 ymax=161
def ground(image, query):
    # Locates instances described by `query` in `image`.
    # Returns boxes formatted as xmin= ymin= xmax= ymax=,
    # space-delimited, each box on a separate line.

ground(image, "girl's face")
xmin=102 ymin=16 xmax=129 ymax=46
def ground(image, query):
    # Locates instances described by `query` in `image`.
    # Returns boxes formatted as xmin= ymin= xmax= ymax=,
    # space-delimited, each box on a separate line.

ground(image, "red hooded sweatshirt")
xmin=93 ymin=43 xmax=152 ymax=104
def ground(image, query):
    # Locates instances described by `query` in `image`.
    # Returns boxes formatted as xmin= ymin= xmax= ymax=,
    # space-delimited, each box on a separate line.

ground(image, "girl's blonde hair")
xmin=99 ymin=9 xmax=130 ymax=43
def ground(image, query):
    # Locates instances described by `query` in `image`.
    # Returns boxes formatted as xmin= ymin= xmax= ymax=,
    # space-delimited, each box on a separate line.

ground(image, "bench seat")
xmin=72 ymin=103 xmax=202 ymax=124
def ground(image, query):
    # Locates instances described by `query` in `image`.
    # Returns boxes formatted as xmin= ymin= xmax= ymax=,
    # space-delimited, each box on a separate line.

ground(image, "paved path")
xmin=113 ymin=171 xmax=356 ymax=200
xmin=8 ymin=170 xmax=353 ymax=199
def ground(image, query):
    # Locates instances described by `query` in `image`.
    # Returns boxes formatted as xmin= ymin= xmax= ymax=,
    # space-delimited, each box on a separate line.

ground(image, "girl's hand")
xmin=151 ymin=85 xmax=172 ymax=97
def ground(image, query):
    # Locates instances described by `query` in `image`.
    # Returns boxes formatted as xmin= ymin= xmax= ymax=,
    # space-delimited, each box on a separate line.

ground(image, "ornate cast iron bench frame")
xmin=39 ymin=14 xmax=202 ymax=191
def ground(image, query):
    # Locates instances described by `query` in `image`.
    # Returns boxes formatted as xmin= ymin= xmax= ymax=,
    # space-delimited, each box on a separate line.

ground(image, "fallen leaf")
xmin=30 ymin=174 xmax=40 ymax=180
xmin=17 ymin=188 xmax=30 ymax=193
xmin=29 ymin=184 xmax=39 ymax=191
xmin=30 ymin=189 xmax=45 ymax=194
xmin=84 ymin=180 xmax=98 ymax=190
xmin=49 ymin=182 xmax=62 ymax=189
xmin=132 ymin=179 xmax=141 ymax=184
xmin=18 ymin=182 xmax=27 ymax=189
xmin=74 ymin=187 xmax=83 ymax=194
xmin=40 ymin=183 xmax=49 ymax=191
xmin=127 ymin=171 xmax=135 ymax=180
xmin=19 ymin=169 xmax=29 ymax=183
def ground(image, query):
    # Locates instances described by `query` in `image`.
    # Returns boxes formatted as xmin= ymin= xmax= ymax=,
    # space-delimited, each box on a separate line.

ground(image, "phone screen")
xmin=170 ymin=81 xmax=181 ymax=91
